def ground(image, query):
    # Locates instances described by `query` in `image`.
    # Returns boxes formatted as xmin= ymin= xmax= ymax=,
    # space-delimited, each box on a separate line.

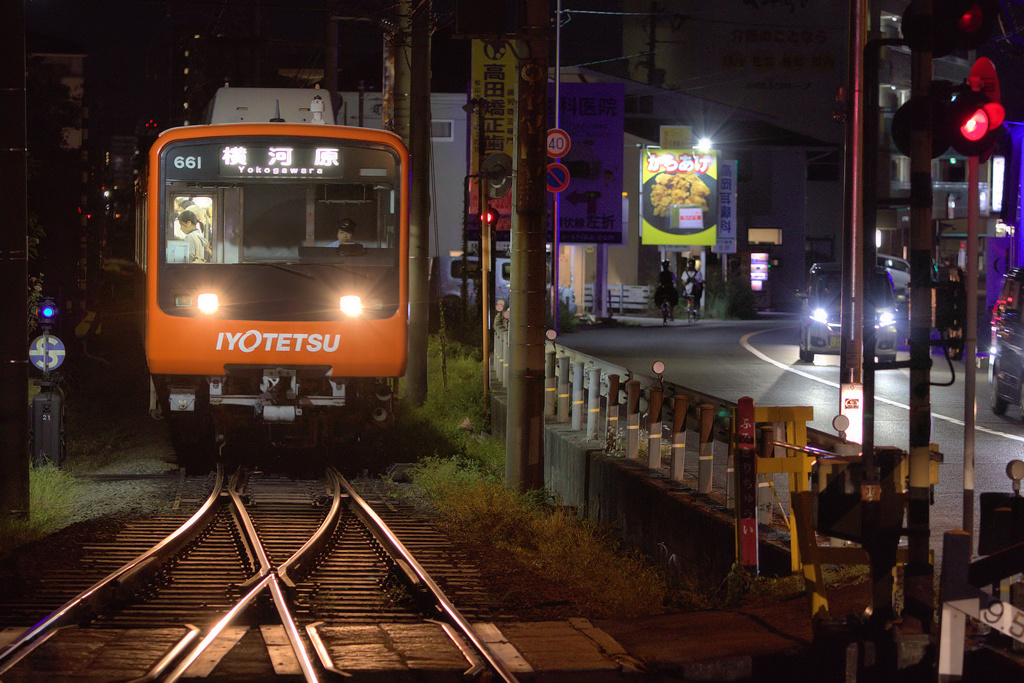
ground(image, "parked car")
xmin=797 ymin=262 xmax=899 ymax=364
xmin=990 ymin=267 xmax=1024 ymax=416
xmin=877 ymin=254 xmax=911 ymax=305
xmin=429 ymin=253 xmax=575 ymax=325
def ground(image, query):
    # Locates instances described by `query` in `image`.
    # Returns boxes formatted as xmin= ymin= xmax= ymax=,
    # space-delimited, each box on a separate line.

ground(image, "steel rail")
xmin=0 ymin=464 xmax=226 ymax=675
xmin=337 ymin=474 xmax=520 ymax=683
xmin=168 ymin=467 xmax=343 ymax=682
xmin=278 ymin=468 xmax=344 ymax=588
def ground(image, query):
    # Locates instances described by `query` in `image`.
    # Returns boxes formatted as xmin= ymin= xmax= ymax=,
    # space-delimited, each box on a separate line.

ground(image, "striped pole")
xmin=571 ymin=361 xmax=584 ymax=431
xmin=647 ymin=386 xmax=663 ymax=471
xmin=698 ymin=404 xmax=714 ymax=493
xmin=586 ymin=367 xmax=601 ymax=439
xmin=544 ymin=349 xmax=556 ymax=417
xmin=625 ymin=380 xmax=641 ymax=460
xmin=557 ymin=355 xmax=569 ymax=423
xmin=671 ymin=394 xmax=688 ymax=481
xmin=606 ymin=374 xmax=620 ymax=447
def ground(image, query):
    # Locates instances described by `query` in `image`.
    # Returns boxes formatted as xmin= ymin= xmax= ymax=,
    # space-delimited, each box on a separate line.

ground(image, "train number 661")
xmin=172 ymin=155 xmax=203 ymax=170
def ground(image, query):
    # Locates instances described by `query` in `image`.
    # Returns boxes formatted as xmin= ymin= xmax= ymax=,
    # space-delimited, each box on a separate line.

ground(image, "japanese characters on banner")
xmin=547 ymin=83 xmax=626 ymax=245
xmin=640 ymin=148 xmax=719 ymax=246
xmin=714 ymin=159 xmax=738 ymax=254
xmin=469 ymin=40 xmax=517 ymax=241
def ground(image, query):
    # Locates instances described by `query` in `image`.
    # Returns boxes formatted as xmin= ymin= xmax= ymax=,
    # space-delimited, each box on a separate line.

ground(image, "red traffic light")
xmin=902 ymin=0 xmax=1000 ymax=57
xmin=948 ymin=91 xmax=1004 ymax=156
xmin=480 ymin=205 xmax=497 ymax=225
xmin=959 ymin=103 xmax=1003 ymax=142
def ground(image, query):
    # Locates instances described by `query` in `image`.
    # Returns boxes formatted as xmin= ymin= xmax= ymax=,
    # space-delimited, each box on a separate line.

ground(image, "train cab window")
xmin=168 ymin=195 xmax=216 ymax=264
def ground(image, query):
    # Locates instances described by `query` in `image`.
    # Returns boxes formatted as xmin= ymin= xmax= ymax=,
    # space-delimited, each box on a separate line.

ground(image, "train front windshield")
xmin=157 ymin=135 xmax=405 ymax=320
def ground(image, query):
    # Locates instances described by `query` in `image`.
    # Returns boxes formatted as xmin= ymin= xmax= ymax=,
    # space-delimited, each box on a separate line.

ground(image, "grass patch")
xmin=0 ymin=465 xmax=80 ymax=558
xmin=412 ymin=455 xmax=665 ymax=619
xmin=393 ymin=336 xmax=668 ymax=619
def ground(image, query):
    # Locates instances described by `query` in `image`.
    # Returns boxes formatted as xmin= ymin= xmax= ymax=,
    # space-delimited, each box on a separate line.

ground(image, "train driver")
xmin=177 ymin=209 xmax=212 ymax=263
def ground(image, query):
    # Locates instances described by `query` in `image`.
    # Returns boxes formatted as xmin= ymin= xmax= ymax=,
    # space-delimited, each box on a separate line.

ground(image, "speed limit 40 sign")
xmin=547 ymin=128 xmax=571 ymax=159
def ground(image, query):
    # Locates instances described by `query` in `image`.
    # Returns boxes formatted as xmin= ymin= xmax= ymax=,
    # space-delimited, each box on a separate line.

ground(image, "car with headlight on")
xmin=990 ymin=267 xmax=1024 ymax=417
xmin=797 ymin=262 xmax=899 ymax=364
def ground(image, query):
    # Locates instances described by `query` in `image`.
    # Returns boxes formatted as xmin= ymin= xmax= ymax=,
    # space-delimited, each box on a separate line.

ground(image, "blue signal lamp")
xmin=38 ymin=297 xmax=58 ymax=326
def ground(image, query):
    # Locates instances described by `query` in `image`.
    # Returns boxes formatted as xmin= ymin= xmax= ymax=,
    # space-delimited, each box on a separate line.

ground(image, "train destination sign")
xmin=163 ymin=140 xmax=397 ymax=182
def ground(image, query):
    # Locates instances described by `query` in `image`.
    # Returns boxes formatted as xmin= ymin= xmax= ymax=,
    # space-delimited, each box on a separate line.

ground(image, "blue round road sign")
xmin=547 ymin=162 xmax=570 ymax=193
xmin=29 ymin=334 xmax=66 ymax=371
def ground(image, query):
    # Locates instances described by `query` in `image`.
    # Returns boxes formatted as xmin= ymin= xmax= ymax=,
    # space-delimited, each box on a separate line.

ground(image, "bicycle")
xmin=685 ymin=294 xmax=701 ymax=324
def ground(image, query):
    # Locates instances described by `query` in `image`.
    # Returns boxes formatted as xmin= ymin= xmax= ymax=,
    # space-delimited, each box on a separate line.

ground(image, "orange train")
xmin=136 ymin=88 xmax=409 ymax=450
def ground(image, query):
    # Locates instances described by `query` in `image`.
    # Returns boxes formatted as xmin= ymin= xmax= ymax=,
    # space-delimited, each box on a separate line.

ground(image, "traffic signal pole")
xmin=904 ymin=5 xmax=935 ymax=635
xmin=839 ymin=0 xmax=865 ymax=435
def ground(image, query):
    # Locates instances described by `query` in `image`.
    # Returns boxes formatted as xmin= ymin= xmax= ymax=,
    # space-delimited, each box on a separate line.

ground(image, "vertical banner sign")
xmin=470 ymin=40 xmax=517 ymax=244
xmin=736 ymin=396 xmax=759 ymax=573
xmin=547 ymin=82 xmax=626 ymax=244
xmin=640 ymin=148 xmax=718 ymax=246
xmin=714 ymin=160 xmax=737 ymax=254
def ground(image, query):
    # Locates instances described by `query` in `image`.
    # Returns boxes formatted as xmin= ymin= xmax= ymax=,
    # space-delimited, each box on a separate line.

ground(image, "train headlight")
xmin=339 ymin=295 xmax=363 ymax=317
xmin=197 ymin=293 xmax=219 ymax=314
xmin=811 ymin=308 xmax=829 ymax=324
xmin=878 ymin=310 xmax=895 ymax=327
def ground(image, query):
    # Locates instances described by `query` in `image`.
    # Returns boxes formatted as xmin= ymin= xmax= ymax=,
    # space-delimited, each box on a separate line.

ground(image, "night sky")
xmin=25 ymin=0 xmax=441 ymax=145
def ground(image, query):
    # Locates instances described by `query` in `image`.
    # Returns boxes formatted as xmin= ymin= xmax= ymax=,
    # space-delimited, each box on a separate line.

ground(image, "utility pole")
xmin=386 ymin=0 xmax=430 ymax=405
xmin=506 ymin=0 xmax=548 ymax=491
xmin=406 ymin=0 xmax=431 ymax=405
xmin=0 ymin=0 xmax=30 ymax=518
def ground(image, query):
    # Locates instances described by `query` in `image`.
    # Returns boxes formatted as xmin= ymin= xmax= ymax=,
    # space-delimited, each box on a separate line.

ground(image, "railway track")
xmin=0 ymin=465 xmax=518 ymax=681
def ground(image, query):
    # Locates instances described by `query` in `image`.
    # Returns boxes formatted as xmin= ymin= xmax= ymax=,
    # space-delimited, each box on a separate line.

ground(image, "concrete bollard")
xmin=545 ymin=349 xmax=556 ymax=418
xmin=492 ymin=315 xmax=504 ymax=387
xmin=671 ymin=394 xmax=688 ymax=482
xmin=606 ymin=374 xmax=620 ymax=447
xmin=626 ymin=380 xmax=641 ymax=460
xmin=698 ymin=404 xmax=714 ymax=493
xmin=587 ymin=367 xmax=601 ymax=440
xmin=557 ymin=356 xmax=570 ymax=423
xmin=647 ymin=386 xmax=663 ymax=471
xmin=571 ymin=361 xmax=585 ymax=431
xmin=757 ymin=425 xmax=774 ymax=524
xmin=501 ymin=312 xmax=510 ymax=386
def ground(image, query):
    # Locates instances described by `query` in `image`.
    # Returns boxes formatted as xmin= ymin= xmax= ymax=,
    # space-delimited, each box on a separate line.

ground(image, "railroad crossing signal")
xmin=890 ymin=59 xmax=1004 ymax=161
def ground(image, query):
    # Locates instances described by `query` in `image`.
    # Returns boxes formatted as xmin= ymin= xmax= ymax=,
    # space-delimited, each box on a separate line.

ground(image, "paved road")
xmin=557 ymin=314 xmax=1024 ymax=561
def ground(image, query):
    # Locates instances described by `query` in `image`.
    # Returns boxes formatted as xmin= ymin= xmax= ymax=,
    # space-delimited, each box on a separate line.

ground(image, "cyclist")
xmin=682 ymin=259 xmax=704 ymax=321
xmin=654 ymin=259 xmax=679 ymax=323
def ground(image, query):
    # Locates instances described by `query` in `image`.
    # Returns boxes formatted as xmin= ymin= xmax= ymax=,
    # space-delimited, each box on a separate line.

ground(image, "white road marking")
xmin=740 ymin=328 xmax=1024 ymax=444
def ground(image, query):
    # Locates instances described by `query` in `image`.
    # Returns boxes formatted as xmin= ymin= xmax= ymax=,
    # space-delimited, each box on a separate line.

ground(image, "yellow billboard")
xmin=640 ymin=148 xmax=718 ymax=246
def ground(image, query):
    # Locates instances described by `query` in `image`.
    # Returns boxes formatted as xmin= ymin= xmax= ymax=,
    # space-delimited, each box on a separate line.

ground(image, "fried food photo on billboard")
xmin=649 ymin=172 xmax=711 ymax=217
